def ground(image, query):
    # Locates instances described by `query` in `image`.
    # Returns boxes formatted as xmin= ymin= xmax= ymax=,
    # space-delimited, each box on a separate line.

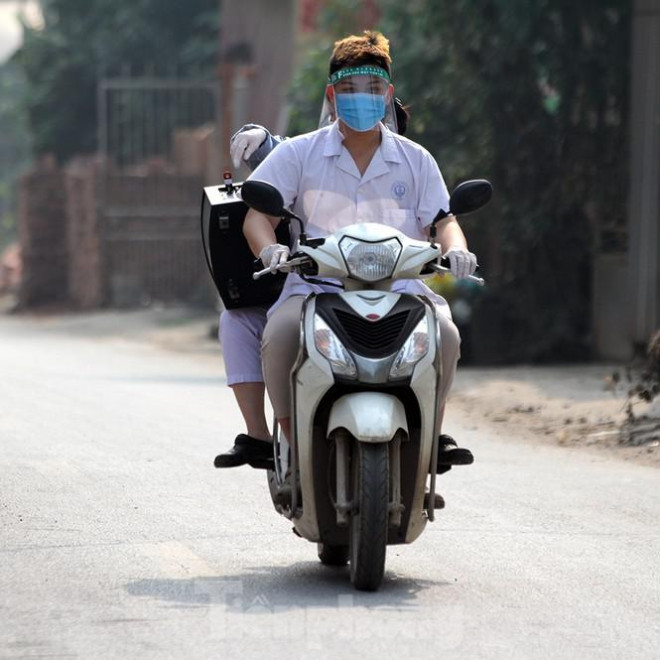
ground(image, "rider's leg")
xmin=436 ymin=312 xmax=473 ymax=467
xmin=437 ymin=312 xmax=461 ymax=407
xmin=278 ymin=417 xmax=292 ymax=444
xmin=261 ymin=296 xmax=305 ymax=440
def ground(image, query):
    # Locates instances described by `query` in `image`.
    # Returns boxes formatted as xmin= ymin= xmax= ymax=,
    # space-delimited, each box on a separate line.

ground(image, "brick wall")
xmin=18 ymin=158 xmax=210 ymax=310
xmin=96 ymin=170 xmax=209 ymax=307
xmin=17 ymin=158 xmax=69 ymax=308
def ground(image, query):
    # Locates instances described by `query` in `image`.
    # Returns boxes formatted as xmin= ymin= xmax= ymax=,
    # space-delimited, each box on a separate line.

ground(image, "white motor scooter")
xmin=243 ymin=179 xmax=491 ymax=591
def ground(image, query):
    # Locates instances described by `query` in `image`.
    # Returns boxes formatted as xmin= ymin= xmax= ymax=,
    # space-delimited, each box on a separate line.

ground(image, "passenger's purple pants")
xmin=218 ymin=306 xmax=268 ymax=386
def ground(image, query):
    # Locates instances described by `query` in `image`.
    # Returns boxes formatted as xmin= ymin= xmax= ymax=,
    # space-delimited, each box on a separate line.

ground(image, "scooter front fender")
xmin=327 ymin=392 xmax=408 ymax=442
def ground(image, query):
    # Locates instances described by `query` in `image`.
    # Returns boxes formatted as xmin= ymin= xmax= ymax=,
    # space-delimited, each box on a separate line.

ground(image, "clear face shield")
xmin=318 ymin=65 xmax=398 ymax=134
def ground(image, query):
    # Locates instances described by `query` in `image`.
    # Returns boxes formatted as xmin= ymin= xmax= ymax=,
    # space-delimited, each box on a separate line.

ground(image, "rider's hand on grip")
xmin=442 ymin=246 xmax=478 ymax=280
xmin=259 ymin=243 xmax=290 ymax=273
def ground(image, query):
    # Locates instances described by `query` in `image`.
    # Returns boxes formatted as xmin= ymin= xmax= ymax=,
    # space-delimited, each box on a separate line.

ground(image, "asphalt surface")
xmin=1 ymin=311 xmax=659 ymax=659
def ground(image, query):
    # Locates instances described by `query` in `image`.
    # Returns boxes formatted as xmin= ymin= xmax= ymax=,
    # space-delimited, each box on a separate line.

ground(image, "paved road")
xmin=1 ymin=313 xmax=659 ymax=659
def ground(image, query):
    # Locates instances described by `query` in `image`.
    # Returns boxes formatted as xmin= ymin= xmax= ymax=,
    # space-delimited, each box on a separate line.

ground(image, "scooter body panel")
xmin=327 ymin=392 xmax=408 ymax=442
xmin=289 ymin=291 xmax=441 ymax=545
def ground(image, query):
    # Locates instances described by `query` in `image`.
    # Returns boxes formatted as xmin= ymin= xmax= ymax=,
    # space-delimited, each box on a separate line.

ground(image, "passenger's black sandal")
xmin=214 ymin=434 xmax=273 ymax=470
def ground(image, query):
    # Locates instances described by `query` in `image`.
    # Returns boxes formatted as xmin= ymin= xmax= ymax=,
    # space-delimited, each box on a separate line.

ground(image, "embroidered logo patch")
xmin=391 ymin=181 xmax=407 ymax=200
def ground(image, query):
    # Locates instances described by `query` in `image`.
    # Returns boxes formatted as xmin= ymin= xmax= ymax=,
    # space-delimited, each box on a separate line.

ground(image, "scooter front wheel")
xmin=349 ymin=441 xmax=389 ymax=591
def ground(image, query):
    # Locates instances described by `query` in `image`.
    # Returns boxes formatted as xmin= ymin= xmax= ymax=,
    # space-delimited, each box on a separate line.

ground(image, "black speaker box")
xmin=201 ymin=182 xmax=290 ymax=309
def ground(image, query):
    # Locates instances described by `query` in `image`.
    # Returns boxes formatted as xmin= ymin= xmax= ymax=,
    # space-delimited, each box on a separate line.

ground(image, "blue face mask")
xmin=335 ymin=93 xmax=386 ymax=132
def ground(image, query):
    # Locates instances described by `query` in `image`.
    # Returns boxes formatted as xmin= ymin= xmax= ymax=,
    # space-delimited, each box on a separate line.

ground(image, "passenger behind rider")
xmin=221 ymin=30 xmax=476 ymax=470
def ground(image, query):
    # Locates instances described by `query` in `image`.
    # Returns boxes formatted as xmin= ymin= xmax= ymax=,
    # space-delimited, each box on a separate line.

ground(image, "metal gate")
xmin=97 ymin=77 xmax=220 ymax=306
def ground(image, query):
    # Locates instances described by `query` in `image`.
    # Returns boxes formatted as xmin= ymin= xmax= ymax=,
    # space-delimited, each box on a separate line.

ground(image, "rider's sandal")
xmin=437 ymin=434 xmax=474 ymax=468
xmin=430 ymin=435 xmax=474 ymax=473
xmin=423 ymin=492 xmax=446 ymax=510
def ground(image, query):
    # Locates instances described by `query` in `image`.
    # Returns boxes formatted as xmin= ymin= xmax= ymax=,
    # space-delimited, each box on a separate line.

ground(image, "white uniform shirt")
xmin=248 ymin=121 xmax=453 ymax=317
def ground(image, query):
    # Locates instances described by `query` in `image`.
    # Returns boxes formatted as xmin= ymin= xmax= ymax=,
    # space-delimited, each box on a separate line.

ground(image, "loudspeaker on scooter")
xmin=201 ymin=180 xmax=290 ymax=309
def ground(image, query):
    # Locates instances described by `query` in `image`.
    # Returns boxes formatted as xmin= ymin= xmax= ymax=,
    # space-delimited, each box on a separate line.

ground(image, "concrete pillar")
xmin=629 ymin=0 xmax=660 ymax=347
xmin=219 ymin=0 xmax=297 ymax=169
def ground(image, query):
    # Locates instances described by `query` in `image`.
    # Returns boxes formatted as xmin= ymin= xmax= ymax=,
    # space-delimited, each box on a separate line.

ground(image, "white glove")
xmin=259 ymin=243 xmax=290 ymax=272
xmin=230 ymin=128 xmax=267 ymax=169
xmin=443 ymin=246 xmax=478 ymax=280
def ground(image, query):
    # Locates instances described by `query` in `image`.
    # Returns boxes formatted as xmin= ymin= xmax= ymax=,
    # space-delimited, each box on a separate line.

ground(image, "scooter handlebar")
xmin=253 ymin=255 xmax=485 ymax=285
xmin=252 ymin=256 xmax=314 ymax=280
xmin=433 ymin=258 xmax=485 ymax=286
xmin=252 ymin=265 xmax=273 ymax=280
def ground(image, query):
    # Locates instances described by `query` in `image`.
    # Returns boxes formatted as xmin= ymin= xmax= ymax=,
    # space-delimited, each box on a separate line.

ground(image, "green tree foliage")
xmin=289 ymin=0 xmax=630 ymax=362
xmin=288 ymin=44 xmax=332 ymax=136
xmin=0 ymin=60 xmax=30 ymax=249
xmin=288 ymin=2 xmax=374 ymax=135
xmin=380 ymin=0 xmax=631 ymax=361
xmin=16 ymin=0 xmax=218 ymax=162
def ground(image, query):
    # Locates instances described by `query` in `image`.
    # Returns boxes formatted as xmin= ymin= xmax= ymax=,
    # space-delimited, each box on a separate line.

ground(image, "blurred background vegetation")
xmin=17 ymin=0 xmax=218 ymax=161
xmin=0 ymin=56 xmax=30 ymax=251
xmin=0 ymin=0 xmax=634 ymax=363
xmin=0 ymin=0 xmax=217 ymax=249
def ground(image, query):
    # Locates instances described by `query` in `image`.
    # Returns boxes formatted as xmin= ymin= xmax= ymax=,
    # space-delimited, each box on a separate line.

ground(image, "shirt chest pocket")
xmin=381 ymin=209 xmax=423 ymax=239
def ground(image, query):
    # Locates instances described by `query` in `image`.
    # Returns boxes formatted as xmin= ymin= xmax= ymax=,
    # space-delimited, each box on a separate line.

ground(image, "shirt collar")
xmin=323 ymin=120 xmax=402 ymax=164
xmin=323 ymin=121 xmax=345 ymax=157
xmin=379 ymin=123 xmax=401 ymax=163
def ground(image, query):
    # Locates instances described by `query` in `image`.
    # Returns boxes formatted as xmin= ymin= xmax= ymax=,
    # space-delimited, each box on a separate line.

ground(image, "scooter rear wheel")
xmin=349 ymin=441 xmax=389 ymax=591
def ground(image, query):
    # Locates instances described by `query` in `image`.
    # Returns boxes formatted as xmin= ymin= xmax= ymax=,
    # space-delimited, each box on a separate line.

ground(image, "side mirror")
xmin=240 ymin=179 xmax=308 ymax=245
xmin=240 ymin=180 xmax=286 ymax=217
xmin=449 ymin=179 xmax=492 ymax=216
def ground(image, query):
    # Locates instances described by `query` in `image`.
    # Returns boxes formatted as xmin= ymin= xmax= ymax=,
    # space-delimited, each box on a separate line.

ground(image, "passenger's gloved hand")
xmin=443 ymin=246 xmax=478 ymax=280
xmin=230 ymin=128 xmax=267 ymax=169
xmin=259 ymin=243 xmax=290 ymax=272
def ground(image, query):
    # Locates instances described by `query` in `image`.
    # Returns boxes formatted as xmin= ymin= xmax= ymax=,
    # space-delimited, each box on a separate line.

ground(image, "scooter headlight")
xmin=389 ymin=316 xmax=430 ymax=378
xmin=314 ymin=315 xmax=357 ymax=378
xmin=339 ymin=237 xmax=402 ymax=282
